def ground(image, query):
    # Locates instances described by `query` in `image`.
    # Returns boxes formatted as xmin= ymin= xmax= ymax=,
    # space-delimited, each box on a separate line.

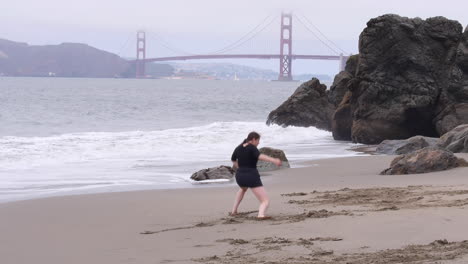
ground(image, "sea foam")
xmin=0 ymin=122 xmax=359 ymax=202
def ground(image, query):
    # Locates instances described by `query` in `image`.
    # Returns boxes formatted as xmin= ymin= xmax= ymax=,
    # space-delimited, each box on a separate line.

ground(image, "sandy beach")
xmin=2 ymin=154 xmax=468 ymax=264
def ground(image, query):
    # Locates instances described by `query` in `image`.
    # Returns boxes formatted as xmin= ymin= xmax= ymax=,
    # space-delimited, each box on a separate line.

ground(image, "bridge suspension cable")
xmin=141 ymin=14 xmax=277 ymax=56
xmin=146 ymin=31 xmax=195 ymax=56
xmin=294 ymin=14 xmax=342 ymax=55
xmin=116 ymin=33 xmax=133 ymax=57
xmin=297 ymin=13 xmax=348 ymax=55
xmin=208 ymin=14 xmax=278 ymax=54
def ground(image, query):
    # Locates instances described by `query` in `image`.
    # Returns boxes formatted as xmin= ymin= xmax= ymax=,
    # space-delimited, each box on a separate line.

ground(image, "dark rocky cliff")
xmin=348 ymin=15 xmax=467 ymax=144
xmin=267 ymin=14 xmax=468 ymax=145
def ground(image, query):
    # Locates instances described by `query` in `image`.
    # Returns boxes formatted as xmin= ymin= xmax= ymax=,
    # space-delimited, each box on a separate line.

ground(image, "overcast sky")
xmin=1 ymin=0 xmax=467 ymax=75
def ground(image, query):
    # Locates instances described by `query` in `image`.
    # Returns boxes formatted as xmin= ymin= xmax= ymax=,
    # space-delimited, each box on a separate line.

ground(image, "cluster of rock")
xmin=376 ymin=136 xmax=439 ymax=155
xmin=377 ymin=124 xmax=468 ymax=155
xmin=378 ymin=124 xmax=468 ymax=174
xmin=267 ymin=14 xmax=468 ymax=145
xmin=380 ymin=148 xmax=467 ymax=175
xmin=190 ymin=147 xmax=289 ymax=182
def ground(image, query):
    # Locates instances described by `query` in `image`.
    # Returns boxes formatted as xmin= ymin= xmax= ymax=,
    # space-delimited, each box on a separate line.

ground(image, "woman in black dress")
xmin=230 ymin=132 xmax=281 ymax=219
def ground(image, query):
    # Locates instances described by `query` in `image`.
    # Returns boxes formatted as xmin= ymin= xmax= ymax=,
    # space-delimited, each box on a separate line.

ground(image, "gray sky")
xmin=1 ymin=0 xmax=467 ymax=75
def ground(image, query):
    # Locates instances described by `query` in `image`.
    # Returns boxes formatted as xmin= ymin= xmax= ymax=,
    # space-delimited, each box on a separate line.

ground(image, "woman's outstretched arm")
xmin=259 ymin=154 xmax=282 ymax=167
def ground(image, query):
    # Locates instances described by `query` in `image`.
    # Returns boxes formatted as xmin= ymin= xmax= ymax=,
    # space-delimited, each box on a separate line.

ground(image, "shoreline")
xmin=2 ymin=154 xmax=468 ymax=263
xmin=0 ymin=121 xmax=360 ymax=204
xmin=0 ymin=148 xmax=365 ymax=205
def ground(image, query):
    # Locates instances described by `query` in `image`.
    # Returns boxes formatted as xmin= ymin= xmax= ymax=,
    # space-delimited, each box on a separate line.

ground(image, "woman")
xmin=230 ymin=131 xmax=282 ymax=219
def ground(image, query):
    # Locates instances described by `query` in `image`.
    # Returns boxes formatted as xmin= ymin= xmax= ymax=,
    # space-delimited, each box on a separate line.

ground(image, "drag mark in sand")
xmin=140 ymin=209 xmax=354 ymax=235
xmin=140 ymin=211 xmax=258 ymax=235
xmin=194 ymin=239 xmax=468 ymax=264
xmin=140 ymin=209 xmax=351 ymax=235
xmin=284 ymin=185 xmax=468 ymax=213
xmin=140 ymin=222 xmax=216 ymax=235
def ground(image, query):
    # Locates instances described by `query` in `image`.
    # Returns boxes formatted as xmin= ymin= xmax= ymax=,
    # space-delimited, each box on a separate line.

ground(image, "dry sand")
xmin=1 ymin=154 xmax=468 ymax=264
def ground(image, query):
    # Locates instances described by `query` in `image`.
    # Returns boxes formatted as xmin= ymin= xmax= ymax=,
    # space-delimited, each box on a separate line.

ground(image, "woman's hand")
xmin=259 ymin=154 xmax=282 ymax=167
xmin=274 ymin=158 xmax=282 ymax=167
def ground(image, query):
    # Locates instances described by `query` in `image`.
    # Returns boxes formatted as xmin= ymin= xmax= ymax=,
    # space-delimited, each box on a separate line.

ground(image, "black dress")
xmin=231 ymin=144 xmax=262 ymax=188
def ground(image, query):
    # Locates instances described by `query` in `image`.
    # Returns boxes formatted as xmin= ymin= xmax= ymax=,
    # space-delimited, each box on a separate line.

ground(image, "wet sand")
xmin=1 ymin=154 xmax=468 ymax=264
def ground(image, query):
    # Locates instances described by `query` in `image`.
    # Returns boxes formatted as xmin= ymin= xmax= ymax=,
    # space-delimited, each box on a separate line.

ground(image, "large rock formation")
xmin=331 ymin=55 xmax=359 ymax=140
xmin=380 ymin=148 xmax=467 ymax=175
xmin=435 ymin=26 xmax=468 ymax=134
xmin=268 ymin=15 xmax=468 ymax=144
xmin=266 ymin=57 xmax=357 ymax=133
xmin=266 ymin=78 xmax=335 ymax=130
xmin=335 ymin=16 xmax=468 ymax=143
xmin=348 ymin=15 xmax=466 ymax=144
xmin=328 ymin=54 xmax=359 ymax=107
xmin=438 ymin=124 xmax=468 ymax=153
xmin=257 ymin=147 xmax=290 ymax=172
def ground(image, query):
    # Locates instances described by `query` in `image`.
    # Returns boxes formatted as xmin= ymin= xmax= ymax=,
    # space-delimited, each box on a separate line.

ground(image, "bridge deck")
xmin=133 ymin=54 xmax=347 ymax=63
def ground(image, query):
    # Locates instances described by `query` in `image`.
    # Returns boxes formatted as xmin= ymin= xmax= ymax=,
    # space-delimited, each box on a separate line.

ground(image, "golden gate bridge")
xmin=131 ymin=12 xmax=349 ymax=81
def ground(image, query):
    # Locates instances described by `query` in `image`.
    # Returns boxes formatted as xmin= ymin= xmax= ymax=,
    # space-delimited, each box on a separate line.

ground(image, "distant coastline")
xmin=0 ymin=38 xmax=330 ymax=81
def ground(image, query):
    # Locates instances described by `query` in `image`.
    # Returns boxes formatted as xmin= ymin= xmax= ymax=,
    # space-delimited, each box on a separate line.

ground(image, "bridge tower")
xmin=339 ymin=53 xmax=347 ymax=72
xmin=278 ymin=12 xmax=293 ymax=81
xmin=136 ymin=31 xmax=146 ymax=78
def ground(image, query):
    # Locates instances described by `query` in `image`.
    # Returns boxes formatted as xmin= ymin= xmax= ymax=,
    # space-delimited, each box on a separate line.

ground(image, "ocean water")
xmin=0 ymin=77 xmax=360 ymax=202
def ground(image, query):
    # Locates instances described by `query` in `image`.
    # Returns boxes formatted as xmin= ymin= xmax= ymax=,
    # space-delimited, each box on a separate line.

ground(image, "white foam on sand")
xmin=0 ymin=122 xmax=361 ymax=202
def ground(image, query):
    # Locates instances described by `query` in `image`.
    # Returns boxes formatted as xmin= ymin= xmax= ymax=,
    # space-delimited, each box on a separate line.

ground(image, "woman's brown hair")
xmin=243 ymin=131 xmax=260 ymax=144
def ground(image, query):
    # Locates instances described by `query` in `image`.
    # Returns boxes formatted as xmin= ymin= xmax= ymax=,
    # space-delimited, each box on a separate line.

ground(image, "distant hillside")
xmin=0 ymin=39 xmax=131 ymax=78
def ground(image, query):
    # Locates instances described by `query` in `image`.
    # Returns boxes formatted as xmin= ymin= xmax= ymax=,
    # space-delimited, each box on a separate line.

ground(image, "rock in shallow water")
xmin=380 ymin=148 xmax=467 ymax=175
xmin=191 ymin=166 xmax=235 ymax=181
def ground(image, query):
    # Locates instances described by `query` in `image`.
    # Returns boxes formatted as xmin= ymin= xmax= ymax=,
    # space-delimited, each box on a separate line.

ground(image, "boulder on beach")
xmin=380 ymin=148 xmax=468 ymax=175
xmin=266 ymin=78 xmax=334 ymax=131
xmin=438 ymin=124 xmax=468 ymax=153
xmin=190 ymin=166 xmax=235 ymax=181
xmin=257 ymin=147 xmax=290 ymax=172
xmin=348 ymin=15 xmax=465 ymax=144
xmin=376 ymin=136 xmax=439 ymax=155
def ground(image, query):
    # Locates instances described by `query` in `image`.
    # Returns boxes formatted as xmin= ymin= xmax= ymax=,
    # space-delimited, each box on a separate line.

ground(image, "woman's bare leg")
xmin=251 ymin=186 xmax=269 ymax=217
xmin=231 ymin=187 xmax=248 ymax=215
